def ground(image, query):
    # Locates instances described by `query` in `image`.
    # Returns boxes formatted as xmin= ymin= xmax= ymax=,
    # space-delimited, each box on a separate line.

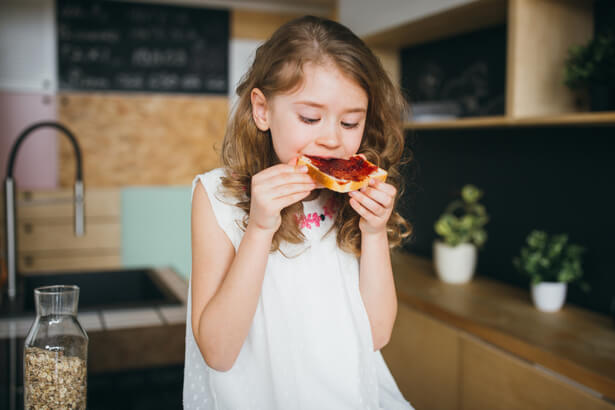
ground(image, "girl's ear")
xmin=250 ymin=88 xmax=270 ymax=131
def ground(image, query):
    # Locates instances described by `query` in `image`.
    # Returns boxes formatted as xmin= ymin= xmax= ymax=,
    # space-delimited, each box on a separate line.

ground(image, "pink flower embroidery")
xmin=296 ymin=197 xmax=339 ymax=229
xmin=296 ymin=212 xmax=320 ymax=229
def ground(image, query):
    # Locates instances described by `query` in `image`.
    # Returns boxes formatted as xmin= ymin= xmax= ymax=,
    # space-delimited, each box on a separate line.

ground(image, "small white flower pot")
xmin=433 ymin=241 xmax=477 ymax=284
xmin=531 ymin=282 xmax=567 ymax=312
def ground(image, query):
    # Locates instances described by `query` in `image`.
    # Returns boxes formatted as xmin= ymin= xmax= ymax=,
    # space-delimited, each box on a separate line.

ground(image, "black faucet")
xmin=3 ymin=121 xmax=85 ymax=300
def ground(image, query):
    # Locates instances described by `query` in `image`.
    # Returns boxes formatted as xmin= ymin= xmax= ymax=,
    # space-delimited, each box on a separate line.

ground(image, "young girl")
xmin=184 ymin=15 xmax=414 ymax=410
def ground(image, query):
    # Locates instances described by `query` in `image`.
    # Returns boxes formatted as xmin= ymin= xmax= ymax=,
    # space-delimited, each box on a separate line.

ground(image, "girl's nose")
xmin=315 ymin=123 xmax=342 ymax=150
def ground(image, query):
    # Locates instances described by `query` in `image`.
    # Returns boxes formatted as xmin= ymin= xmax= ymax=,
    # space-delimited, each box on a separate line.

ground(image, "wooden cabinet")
xmin=460 ymin=333 xmax=615 ymax=410
xmin=383 ymin=303 xmax=459 ymax=409
xmin=1 ymin=188 xmax=121 ymax=272
xmin=382 ymin=303 xmax=615 ymax=410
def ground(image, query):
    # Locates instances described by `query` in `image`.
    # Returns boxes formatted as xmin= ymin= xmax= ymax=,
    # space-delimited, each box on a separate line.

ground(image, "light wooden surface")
xmin=404 ymin=112 xmax=615 ymax=129
xmin=18 ymin=251 xmax=120 ymax=273
xmin=460 ymin=333 xmax=615 ymax=410
xmin=16 ymin=188 xmax=120 ymax=219
xmin=57 ymin=93 xmax=227 ymax=187
xmin=1 ymin=188 xmax=122 ymax=273
xmin=371 ymin=47 xmax=401 ymax=88
xmin=17 ymin=223 xmax=120 ymax=252
xmin=362 ymin=0 xmax=506 ymax=49
xmin=506 ymin=0 xmax=593 ymax=117
xmin=390 ymin=251 xmax=615 ymax=402
xmin=231 ymin=9 xmax=304 ymax=40
xmin=382 ymin=303 xmax=459 ymax=410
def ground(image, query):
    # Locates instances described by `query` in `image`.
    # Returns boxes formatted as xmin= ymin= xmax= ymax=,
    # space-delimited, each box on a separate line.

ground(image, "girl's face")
xmin=251 ymin=62 xmax=368 ymax=164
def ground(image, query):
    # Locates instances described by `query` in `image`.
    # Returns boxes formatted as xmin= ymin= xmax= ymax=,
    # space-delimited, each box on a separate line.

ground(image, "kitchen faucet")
xmin=3 ymin=121 xmax=85 ymax=300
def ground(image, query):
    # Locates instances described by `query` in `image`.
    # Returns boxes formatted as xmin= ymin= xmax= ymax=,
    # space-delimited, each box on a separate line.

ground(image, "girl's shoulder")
xmin=192 ymin=167 xmax=235 ymax=201
xmin=192 ymin=168 xmax=245 ymax=250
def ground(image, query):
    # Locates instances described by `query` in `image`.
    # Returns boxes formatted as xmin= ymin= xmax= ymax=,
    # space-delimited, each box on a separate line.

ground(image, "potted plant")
xmin=513 ymin=230 xmax=589 ymax=312
xmin=564 ymin=30 xmax=615 ymax=111
xmin=433 ymin=185 xmax=488 ymax=284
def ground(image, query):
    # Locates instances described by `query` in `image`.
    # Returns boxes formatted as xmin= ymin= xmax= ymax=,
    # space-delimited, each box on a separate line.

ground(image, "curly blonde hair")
xmin=220 ymin=15 xmax=411 ymax=256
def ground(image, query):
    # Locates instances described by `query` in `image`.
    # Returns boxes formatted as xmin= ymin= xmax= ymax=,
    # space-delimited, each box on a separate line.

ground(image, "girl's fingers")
xmin=366 ymin=178 xmax=396 ymax=196
xmin=349 ymin=190 xmax=385 ymax=217
xmin=269 ymin=183 xmax=316 ymax=200
xmin=254 ymin=171 xmax=314 ymax=193
xmin=254 ymin=163 xmax=307 ymax=182
xmin=349 ymin=197 xmax=377 ymax=223
xmin=274 ymin=189 xmax=313 ymax=209
xmin=358 ymin=187 xmax=393 ymax=209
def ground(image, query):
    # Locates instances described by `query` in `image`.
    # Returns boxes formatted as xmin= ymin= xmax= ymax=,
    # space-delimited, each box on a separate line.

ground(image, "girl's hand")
xmin=249 ymin=158 xmax=316 ymax=234
xmin=349 ymin=178 xmax=396 ymax=235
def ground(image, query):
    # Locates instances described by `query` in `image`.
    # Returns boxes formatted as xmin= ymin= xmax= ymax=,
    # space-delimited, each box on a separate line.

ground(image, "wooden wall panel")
xmin=57 ymin=93 xmax=228 ymax=187
xmin=232 ymin=10 xmax=304 ymax=40
xmin=506 ymin=0 xmax=593 ymax=117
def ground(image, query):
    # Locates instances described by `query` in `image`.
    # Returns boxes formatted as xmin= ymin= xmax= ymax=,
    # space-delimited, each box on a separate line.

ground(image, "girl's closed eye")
xmin=341 ymin=121 xmax=359 ymax=129
xmin=299 ymin=115 xmax=320 ymax=125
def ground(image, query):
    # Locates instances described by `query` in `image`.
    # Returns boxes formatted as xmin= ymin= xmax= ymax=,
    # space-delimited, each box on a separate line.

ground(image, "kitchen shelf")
xmin=363 ymin=0 xmax=507 ymax=49
xmin=364 ymin=0 xmax=597 ymax=126
xmin=404 ymin=112 xmax=615 ymax=130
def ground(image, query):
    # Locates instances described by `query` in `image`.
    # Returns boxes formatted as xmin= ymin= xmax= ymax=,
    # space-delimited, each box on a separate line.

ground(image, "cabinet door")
xmin=382 ymin=304 xmax=460 ymax=410
xmin=460 ymin=334 xmax=615 ymax=410
xmin=1 ymin=188 xmax=122 ymax=272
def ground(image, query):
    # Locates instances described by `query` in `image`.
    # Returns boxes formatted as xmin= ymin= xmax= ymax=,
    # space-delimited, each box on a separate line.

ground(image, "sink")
xmin=2 ymin=268 xmax=182 ymax=317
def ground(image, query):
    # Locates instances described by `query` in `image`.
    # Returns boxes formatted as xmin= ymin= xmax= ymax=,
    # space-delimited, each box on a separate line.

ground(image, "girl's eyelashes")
xmin=341 ymin=122 xmax=359 ymax=129
xmin=299 ymin=115 xmax=320 ymax=124
xmin=299 ymin=115 xmax=360 ymax=129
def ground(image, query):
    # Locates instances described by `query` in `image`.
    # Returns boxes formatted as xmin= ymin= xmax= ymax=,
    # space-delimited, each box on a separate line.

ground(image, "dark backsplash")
xmin=398 ymin=125 xmax=615 ymax=315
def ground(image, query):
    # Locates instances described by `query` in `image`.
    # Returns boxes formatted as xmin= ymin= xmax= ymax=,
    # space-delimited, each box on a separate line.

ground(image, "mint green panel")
xmin=121 ymin=186 xmax=192 ymax=279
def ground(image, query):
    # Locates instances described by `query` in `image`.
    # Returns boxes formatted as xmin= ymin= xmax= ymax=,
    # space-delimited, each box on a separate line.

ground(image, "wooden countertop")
xmin=391 ymin=251 xmax=615 ymax=401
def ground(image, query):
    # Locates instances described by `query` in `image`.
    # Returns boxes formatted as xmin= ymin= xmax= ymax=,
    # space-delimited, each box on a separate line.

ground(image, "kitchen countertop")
xmin=0 ymin=266 xmax=187 ymax=338
xmin=391 ymin=251 xmax=615 ymax=402
xmin=1 ymin=265 xmax=189 ymax=410
xmin=392 ymin=251 xmax=615 ymax=400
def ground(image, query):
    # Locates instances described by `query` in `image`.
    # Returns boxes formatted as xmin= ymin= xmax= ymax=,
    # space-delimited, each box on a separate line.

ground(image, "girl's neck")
xmin=303 ymin=189 xmax=324 ymax=203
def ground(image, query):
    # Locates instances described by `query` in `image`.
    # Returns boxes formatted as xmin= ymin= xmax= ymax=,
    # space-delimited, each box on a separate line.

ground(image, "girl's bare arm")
xmin=349 ymin=178 xmax=399 ymax=351
xmin=358 ymin=232 xmax=397 ymax=351
xmin=191 ymin=164 xmax=314 ymax=372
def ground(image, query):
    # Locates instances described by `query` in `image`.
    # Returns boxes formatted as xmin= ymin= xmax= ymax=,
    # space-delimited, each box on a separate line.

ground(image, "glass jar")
xmin=23 ymin=285 xmax=88 ymax=410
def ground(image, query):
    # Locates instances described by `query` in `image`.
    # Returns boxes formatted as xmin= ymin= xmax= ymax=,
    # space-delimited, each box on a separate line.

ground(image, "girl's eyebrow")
xmin=294 ymin=101 xmax=366 ymax=113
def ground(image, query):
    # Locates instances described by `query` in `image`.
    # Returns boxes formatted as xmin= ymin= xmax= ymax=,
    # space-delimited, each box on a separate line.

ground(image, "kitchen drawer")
xmin=18 ymin=249 xmax=121 ymax=272
xmin=17 ymin=220 xmax=120 ymax=251
xmin=16 ymin=188 xmax=120 ymax=219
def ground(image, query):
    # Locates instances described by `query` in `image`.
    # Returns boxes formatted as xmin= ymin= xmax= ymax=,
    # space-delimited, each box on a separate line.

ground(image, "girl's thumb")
xmin=288 ymin=157 xmax=299 ymax=166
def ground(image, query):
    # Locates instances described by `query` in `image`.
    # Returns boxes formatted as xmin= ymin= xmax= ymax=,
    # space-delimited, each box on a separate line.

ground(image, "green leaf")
xmin=461 ymin=185 xmax=482 ymax=204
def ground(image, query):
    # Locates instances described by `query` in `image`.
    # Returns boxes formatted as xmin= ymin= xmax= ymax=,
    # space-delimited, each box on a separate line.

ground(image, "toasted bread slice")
xmin=297 ymin=155 xmax=387 ymax=193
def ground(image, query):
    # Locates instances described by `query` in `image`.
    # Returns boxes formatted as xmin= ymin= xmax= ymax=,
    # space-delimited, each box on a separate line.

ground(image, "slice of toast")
xmin=297 ymin=154 xmax=387 ymax=193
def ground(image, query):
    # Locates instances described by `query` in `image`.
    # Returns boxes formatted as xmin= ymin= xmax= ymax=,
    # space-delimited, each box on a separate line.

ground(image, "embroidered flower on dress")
xmin=296 ymin=196 xmax=339 ymax=229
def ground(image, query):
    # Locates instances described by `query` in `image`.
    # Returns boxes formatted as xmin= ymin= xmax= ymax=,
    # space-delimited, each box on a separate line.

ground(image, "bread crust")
xmin=297 ymin=155 xmax=387 ymax=193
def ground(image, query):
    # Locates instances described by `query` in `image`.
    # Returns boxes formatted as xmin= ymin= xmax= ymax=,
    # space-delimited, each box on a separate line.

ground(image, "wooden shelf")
xmin=366 ymin=0 xmax=597 ymax=125
xmin=363 ymin=0 xmax=507 ymax=49
xmin=391 ymin=251 xmax=615 ymax=402
xmin=404 ymin=112 xmax=615 ymax=130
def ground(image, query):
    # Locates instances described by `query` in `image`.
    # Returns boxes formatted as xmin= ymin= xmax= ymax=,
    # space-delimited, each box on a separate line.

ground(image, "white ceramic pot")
xmin=433 ymin=241 xmax=477 ymax=284
xmin=531 ymin=282 xmax=567 ymax=312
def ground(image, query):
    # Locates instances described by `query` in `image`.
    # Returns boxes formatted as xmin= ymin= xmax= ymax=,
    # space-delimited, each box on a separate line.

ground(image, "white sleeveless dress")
xmin=183 ymin=168 xmax=414 ymax=410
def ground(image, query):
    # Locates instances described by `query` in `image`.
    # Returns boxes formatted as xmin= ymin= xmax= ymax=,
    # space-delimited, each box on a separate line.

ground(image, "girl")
xmin=184 ymin=15 xmax=414 ymax=410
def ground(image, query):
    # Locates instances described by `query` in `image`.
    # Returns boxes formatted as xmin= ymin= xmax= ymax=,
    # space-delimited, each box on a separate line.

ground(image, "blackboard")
xmin=401 ymin=26 xmax=506 ymax=120
xmin=57 ymin=0 xmax=229 ymax=94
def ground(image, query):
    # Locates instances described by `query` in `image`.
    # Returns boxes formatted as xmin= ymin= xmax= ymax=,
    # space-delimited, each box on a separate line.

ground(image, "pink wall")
xmin=0 ymin=91 xmax=58 ymax=189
